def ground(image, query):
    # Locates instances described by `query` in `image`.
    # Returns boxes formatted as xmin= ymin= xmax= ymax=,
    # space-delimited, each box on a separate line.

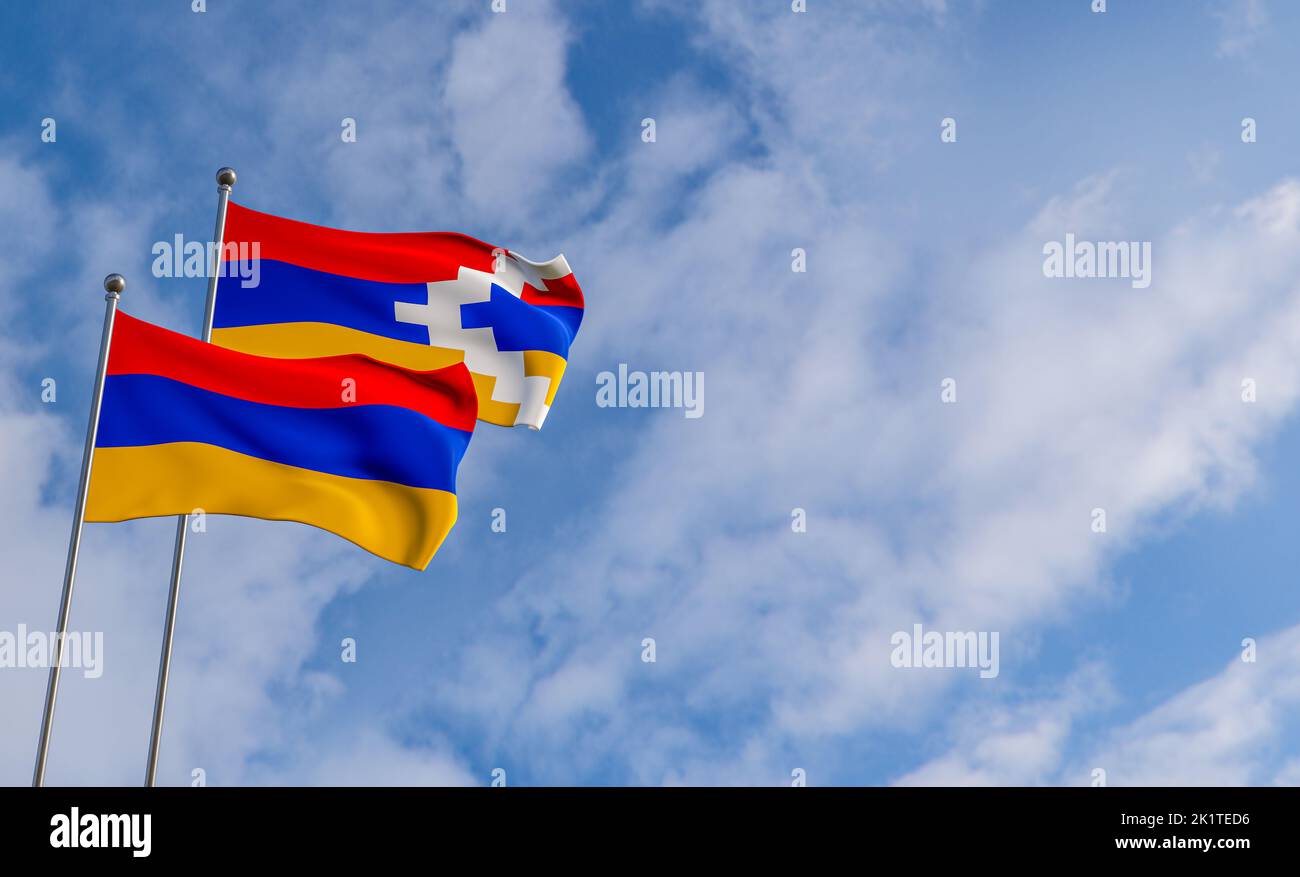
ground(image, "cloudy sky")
xmin=3 ymin=0 xmax=1300 ymax=786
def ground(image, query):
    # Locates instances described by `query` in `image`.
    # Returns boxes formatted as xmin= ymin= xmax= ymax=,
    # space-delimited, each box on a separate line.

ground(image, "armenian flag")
xmin=85 ymin=312 xmax=476 ymax=569
xmin=211 ymin=202 xmax=584 ymax=430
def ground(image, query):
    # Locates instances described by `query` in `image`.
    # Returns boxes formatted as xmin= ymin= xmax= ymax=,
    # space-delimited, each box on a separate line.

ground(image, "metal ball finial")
xmin=103 ymin=274 xmax=126 ymax=296
xmin=216 ymin=167 xmax=237 ymax=187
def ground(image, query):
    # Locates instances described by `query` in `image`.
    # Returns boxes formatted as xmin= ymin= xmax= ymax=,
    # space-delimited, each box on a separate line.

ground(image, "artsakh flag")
xmin=211 ymin=202 xmax=584 ymax=430
xmin=86 ymin=313 xmax=477 ymax=569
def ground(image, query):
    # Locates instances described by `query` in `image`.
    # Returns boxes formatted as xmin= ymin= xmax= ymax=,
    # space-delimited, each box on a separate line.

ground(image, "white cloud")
xmin=443 ymin=1 xmax=591 ymax=229
xmin=894 ymin=666 xmax=1112 ymax=787
xmin=1215 ymin=0 xmax=1269 ymax=59
xmin=1084 ymin=626 xmax=1300 ymax=786
xmin=414 ymin=6 xmax=1300 ymax=784
xmin=254 ymin=727 xmax=477 ymax=787
xmin=904 ymin=624 xmax=1300 ymax=787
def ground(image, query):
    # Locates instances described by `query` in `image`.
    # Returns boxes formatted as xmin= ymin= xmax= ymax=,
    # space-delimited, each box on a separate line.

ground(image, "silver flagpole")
xmin=32 ymin=273 xmax=126 ymax=787
xmin=144 ymin=167 xmax=236 ymax=787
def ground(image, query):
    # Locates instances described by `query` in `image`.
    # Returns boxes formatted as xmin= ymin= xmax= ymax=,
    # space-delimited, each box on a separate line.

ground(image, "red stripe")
xmin=223 ymin=202 xmax=496 ymax=283
xmin=106 ymin=313 xmax=477 ymax=432
xmin=521 ymin=272 xmax=585 ymax=309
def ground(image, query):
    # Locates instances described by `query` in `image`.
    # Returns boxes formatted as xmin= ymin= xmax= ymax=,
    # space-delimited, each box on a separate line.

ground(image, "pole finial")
xmin=216 ymin=167 xmax=237 ymax=188
xmin=103 ymin=273 xmax=125 ymax=299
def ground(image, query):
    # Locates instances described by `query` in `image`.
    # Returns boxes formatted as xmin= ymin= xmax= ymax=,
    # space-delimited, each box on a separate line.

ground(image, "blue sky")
xmin=3 ymin=0 xmax=1300 ymax=786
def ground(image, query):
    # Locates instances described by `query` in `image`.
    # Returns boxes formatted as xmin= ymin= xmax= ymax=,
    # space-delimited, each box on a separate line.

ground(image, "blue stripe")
xmin=537 ymin=304 xmax=583 ymax=343
xmin=96 ymin=374 xmax=468 ymax=492
xmin=215 ymin=260 xmax=430 ymax=344
xmin=217 ymin=261 xmax=580 ymax=358
xmin=459 ymin=284 xmax=579 ymax=357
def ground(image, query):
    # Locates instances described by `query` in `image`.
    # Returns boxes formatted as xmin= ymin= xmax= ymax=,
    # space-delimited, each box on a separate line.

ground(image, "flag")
xmin=211 ymin=202 xmax=584 ymax=430
xmin=85 ymin=313 xmax=477 ymax=569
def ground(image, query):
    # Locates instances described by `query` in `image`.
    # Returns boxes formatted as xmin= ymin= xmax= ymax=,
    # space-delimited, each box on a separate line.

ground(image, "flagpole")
xmin=32 ymin=273 xmax=125 ymax=787
xmin=144 ymin=167 xmax=235 ymax=788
